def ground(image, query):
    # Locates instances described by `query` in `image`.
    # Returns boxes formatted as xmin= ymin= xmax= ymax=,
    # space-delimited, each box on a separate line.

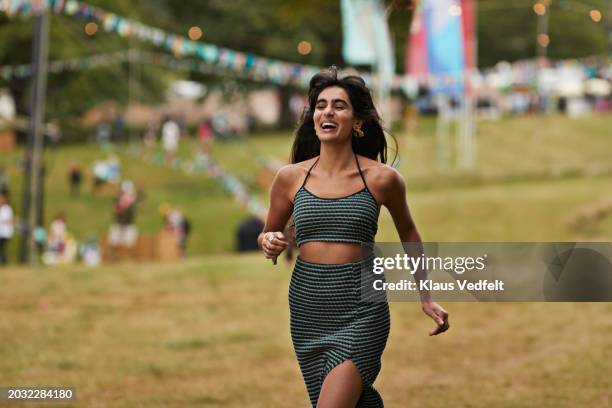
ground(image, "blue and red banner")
xmin=406 ymin=0 xmax=475 ymax=96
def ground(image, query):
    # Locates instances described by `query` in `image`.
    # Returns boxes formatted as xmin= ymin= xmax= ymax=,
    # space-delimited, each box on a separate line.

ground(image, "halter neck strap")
xmin=354 ymin=153 xmax=369 ymax=190
xmin=301 ymin=157 xmax=320 ymax=188
xmin=301 ymin=154 xmax=369 ymax=190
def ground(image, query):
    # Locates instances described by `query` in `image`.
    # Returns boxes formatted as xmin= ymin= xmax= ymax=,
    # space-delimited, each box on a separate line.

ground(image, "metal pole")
xmin=128 ymin=37 xmax=136 ymax=145
xmin=18 ymin=12 xmax=49 ymax=265
xmin=435 ymin=95 xmax=451 ymax=172
xmin=463 ymin=0 xmax=478 ymax=169
xmin=608 ymin=0 xmax=612 ymax=56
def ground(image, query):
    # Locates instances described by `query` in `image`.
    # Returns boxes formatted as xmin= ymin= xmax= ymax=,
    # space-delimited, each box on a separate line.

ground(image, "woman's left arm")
xmin=379 ymin=166 xmax=450 ymax=336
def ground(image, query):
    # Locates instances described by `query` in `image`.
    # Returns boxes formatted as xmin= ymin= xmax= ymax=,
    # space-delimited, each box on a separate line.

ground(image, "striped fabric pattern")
xmin=293 ymin=187 xmax=379 ymax=246
xmin=289 ymin=257 xmax=390 ymax=407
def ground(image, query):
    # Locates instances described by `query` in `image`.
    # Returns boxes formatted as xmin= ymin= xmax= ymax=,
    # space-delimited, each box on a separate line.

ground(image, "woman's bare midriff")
xmin=298 ymin=242 xmax=365 ymax=264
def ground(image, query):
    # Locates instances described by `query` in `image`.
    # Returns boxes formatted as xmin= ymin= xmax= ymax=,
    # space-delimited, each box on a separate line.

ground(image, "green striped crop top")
xmin=293 ymin=153 xmax=379 ymax=247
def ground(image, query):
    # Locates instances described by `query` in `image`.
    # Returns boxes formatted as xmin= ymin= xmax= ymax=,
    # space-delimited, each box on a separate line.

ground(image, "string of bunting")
xmin=0 ymin=50 xmax=133 ymax=80
xmin=1 ymin=46 xmax=607 ymax=96
xmin=3 ymin=1 xmax=607 ymax=91
xmin=123 ymin=143 xmax=267 ymax=219
xmin=0 ymin=0 xmax=321 ymax=87
xmin=0 ymin=50 xmax=234 ymax=80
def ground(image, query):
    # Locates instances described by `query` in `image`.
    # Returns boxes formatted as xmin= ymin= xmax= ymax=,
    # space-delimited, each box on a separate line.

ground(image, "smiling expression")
xmin=313 ymin=86 xmax=362 ymax=143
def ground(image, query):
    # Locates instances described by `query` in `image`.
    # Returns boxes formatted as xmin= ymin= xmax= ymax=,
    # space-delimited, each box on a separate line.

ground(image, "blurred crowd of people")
xmin=411 ymin=57 xmax=612 ymax=118
xmin=0 ymin=154 xmax=191 ymax=267
xmin=142 ymin=111 xmax=254 ymax=165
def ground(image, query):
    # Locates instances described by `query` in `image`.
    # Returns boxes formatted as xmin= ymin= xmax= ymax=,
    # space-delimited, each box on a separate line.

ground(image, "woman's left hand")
xmin=421 ymin=300 xmax=450 ymax=336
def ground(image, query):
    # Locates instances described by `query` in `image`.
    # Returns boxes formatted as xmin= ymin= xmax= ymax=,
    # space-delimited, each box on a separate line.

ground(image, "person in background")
xmin=161 ymin=116 xmax=180 ymax=165
xmin=0 ymin=165 xmax=9 ymax=197
xmin=45 ymin=120 xmax=62 ymax=147
xmin=47 ymin=213 xmax=68 ymax=256
xmin=97 ymin=121 xmax=111 ymax=146
xmin=42 ymin=213 xmax=78 ymax=265
xmin=108 ymin=180 xmax=140 ymax=257
xmin=0 ymin=193 xmax=14 ymax=265
xmin=197 ymin=118 xmax=213 ymax=155
xmin=68 ymin=164 xmax=83 ymax=196
xmin=143 ymin=120 xmax=157 ymax=154
xmin=113 ymin=113 xmax=125 ymax=142
xmin=91 ymin=160 xmax=107 ymax=195
xmin=33 ymin=225 xmax=47 ymax=257
xmin=161 ymin=205 xmax=190 ymax=257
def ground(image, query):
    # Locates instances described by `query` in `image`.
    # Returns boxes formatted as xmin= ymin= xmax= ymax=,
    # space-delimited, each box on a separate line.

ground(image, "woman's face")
xmin=313 ymin=86 xmax=362 ymax=143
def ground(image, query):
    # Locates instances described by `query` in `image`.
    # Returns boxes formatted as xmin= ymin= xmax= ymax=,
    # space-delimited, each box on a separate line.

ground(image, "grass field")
xmin=1 ymin=113 xmax=611 ymax=406
xmin=1 ymin=255 xmax=611 ymax=407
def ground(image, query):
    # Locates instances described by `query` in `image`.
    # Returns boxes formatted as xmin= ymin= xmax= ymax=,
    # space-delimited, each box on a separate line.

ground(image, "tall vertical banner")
xmin=406 ymin=0 xmax=477 ymax=169
xmin=460 ymin=0 xmax=476 ymax=95
xmin=341 ymin=0 xmax=395 ymax=121
xmin=370 ymin=1 xmax=395 ymax=83
xmin=341 ymin=0 xmax=377 ymax=65
xmin=406 ymin=5 xmax=428 ymax=80
xmin=406 ymin=0 xmax=475 ymax=96
xmin=461 ymin=0 xmax=476 ymax=72
xmin=425 ymin=0 xmax=464 ymax=96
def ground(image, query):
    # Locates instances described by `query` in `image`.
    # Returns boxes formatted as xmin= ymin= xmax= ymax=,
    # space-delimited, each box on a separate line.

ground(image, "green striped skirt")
xmin=289 ymin=256 xmax=390 ymax=407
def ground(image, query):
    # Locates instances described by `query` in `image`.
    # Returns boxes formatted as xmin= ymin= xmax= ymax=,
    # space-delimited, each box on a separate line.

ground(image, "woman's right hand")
xmin=261 ymin=231 xmax=289 ymax=261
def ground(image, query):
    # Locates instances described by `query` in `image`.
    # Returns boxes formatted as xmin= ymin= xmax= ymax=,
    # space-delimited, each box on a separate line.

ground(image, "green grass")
xmin=395 ymin=113 xmax=612 ymax=190
xmin=0 ymin=255 xmax=610 ymax=407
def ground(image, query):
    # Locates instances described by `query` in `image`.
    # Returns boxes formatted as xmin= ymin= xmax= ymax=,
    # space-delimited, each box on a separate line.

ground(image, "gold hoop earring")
xmin=353 ymin=127 xmax=364 ymax=138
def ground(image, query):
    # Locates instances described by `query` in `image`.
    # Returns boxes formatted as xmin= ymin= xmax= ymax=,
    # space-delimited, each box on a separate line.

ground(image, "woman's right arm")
xmin=258 ymin=165 xmax=295 ymax=261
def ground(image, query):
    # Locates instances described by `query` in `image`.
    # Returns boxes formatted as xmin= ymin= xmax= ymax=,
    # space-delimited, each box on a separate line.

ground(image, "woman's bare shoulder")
xmin=357 ymin=156 xmax=405 ymax=201
xmin=274 ymin=157 xmax=318 ymax=186
xmin=357 ymin=156 xmax=402 ymax=184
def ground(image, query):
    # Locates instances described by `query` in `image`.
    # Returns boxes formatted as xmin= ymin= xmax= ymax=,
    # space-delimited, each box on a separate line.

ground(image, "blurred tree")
xmin=476 ymin=0 xmax=608 ymax=67
xmin=0 ymin=0 xmax=172 ymax=127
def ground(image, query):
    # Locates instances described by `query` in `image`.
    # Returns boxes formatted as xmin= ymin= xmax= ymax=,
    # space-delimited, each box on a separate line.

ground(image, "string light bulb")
xmin=84 ymin=22 xmax=98 ymax=36
xmin=537 ymin=33 xmax=550 ymax=47
xmin=297 ymin=41 xmax=312 ymax=55
xmin=533 ymin=3 xmax=546 ymax=15
xmin=188 ymin=26 xmax=203 ymax=40
xmin=589 ymin=10 xmax=602 ymax=22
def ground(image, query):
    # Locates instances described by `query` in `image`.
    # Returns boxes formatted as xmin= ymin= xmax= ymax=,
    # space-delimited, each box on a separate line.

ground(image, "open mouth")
xmin=321 ymin=122 xmax=338 ymax=130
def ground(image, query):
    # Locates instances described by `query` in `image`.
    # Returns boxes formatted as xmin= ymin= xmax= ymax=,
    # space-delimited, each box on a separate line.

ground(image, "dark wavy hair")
xmin=290 ymin=66 xmax=395 ymax=164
